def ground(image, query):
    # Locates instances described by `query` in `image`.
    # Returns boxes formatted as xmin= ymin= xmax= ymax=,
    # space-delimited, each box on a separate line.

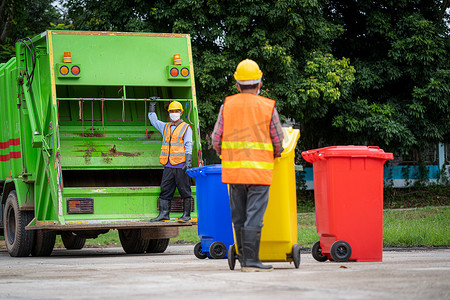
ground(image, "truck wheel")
xmin=330 ymin=240 xmax=352 ymax=262
xmin=118 ymin=229 xmax=149 ymax=254
xmin=312 ymin=241 xmax=328 ymax=262
xmin=31 ymin=230 xmax=56 ymax=256
xmin=194 ymin=242 xmax=207 ymax=259
xmin=61 ymin=232 xmax=86 ymax=250
xmin=4 ymin=191 xmax=35 ymax=257
xmin=209 ymin=241 xmax=227 ymax=259
xmin=146 ymin=238 xmax=170 ymax=253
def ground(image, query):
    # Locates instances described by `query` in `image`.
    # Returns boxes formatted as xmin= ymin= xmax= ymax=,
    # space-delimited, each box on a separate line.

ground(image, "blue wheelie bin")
xmin=187 ymin=164 xmax=234 ymax=259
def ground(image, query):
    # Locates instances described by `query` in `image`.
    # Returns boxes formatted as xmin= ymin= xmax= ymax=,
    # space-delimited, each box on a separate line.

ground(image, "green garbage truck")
xmin=0 ymin=31 xmax=202 ymax=257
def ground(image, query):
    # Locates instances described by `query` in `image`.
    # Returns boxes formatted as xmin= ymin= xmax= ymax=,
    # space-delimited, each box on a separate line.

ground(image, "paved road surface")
xmin=0 ymin=246 xmax=449 ymax=299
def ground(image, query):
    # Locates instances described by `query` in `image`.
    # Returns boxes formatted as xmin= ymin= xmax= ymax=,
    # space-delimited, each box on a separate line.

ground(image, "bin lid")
xmin=186 ymin=164 xmax=222 ymax=178
xmin=301 ymin=146 xmax=394 ymax=163
xmin=280 ymin=127 xmax=301 ymax=158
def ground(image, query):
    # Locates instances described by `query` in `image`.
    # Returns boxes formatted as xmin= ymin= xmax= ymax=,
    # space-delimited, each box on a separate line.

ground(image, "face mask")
xmin=170 ymin=112 xmax=181 ymax=122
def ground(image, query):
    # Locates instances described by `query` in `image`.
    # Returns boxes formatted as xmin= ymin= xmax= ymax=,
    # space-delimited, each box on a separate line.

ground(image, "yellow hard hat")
xmin=234 ymin=59 xmax=263 ymax=83
xmin=168 ymin=101 xmax=184 ymax=112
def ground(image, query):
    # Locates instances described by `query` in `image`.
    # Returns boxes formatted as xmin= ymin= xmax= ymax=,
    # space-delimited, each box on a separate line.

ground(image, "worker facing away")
xmin=212 ymin=59 xmax=284 ymax=272
xmin=148 ymin=100 xmax=193 ymax=222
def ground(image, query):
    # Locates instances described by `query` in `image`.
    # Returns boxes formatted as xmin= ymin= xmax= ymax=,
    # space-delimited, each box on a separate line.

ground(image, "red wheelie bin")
xmin=302 ymin=146 xmax=393 ymax=262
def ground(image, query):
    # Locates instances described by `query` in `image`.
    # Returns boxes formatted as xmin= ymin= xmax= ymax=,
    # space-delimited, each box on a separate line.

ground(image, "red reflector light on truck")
xmin=71 ymin=66 xmax=80 ymax=75
xmin=170 ymin=67 xmax=179 ymax=77
xmin=67 ymin=198 xmax=94 ymax=214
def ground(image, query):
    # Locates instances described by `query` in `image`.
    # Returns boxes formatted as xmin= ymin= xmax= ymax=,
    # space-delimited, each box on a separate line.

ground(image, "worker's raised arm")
xmin=148 ymin=101 xmax=166 ymax=134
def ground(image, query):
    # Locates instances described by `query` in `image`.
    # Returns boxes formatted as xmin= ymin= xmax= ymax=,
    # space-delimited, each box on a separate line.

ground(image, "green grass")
xmin=383 ymin=206 xmax=450 ymax=246
xmin=54 ymin=231 xmax=121 ymax=248
xmin=297 ymin=213 xmax=319 ymax=247
xmin=54 ymin=227 xmax=200 ymax=248
xmin=52 ymin=206 xmax=449 ymax=249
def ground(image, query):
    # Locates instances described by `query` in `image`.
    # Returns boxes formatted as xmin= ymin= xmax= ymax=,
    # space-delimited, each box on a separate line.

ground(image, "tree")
xmin=324 ymin=0 xmax=450 ymax=158
xmin=0 ymin=0 xmax=61 ymax=63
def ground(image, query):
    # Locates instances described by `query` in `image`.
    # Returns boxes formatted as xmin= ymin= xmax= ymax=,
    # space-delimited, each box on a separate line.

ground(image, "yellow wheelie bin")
xmin=228 ymin=127 xmax=301 ymax=269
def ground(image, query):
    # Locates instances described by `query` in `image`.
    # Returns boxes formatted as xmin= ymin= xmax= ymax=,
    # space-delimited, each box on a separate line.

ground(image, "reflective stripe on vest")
xmin=222 ymin=141 xmax=273 ymax=151
xmin=221 ymin=93 xmax=275 ymax=185
xmin=160 ymin=122 xmax=189 ymax=165
xmin=222 ymin=160 xmax=274 ymax=169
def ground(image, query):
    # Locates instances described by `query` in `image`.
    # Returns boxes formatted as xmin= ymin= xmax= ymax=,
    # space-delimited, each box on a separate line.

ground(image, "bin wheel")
xmin=194 ymin=242 xmax=207 ymax=259
xmin=312 ymin=241 xmax=328 ymax=262
xmin=292 ymin=244 xmax=301 ymax=268
xmin=209 ymin=241 xmax=227 ymax=259
xmin=228 ymin=244 xmax=237 ymax=270
xmin=330 ymin=240 xmax=352 ymax=262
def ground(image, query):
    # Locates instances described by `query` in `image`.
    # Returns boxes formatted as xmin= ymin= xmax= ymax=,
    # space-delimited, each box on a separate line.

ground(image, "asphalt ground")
xmin=0 ymin=245 xmax=449 ymax=299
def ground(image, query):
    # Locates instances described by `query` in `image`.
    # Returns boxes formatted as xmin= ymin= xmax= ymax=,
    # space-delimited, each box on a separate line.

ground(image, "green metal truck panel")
xmin=0 ymin=31 xmax=202 ymax=257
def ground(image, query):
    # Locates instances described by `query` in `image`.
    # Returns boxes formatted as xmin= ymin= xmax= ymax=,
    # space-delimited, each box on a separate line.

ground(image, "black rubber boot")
xmin=241 ymin=227 xmax=273 ymax=272
xmin=234 ymin=226 xmax=243 ymax=265
xmin=150 ymin=198 xmax=170 ymax=222
xmin=177 ymin=197 xmax=192 ymax=222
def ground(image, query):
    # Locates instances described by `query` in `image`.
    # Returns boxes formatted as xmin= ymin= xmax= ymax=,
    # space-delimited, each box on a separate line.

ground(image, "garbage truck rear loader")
xmin=0 ymin=31 xmax=202 ymax=257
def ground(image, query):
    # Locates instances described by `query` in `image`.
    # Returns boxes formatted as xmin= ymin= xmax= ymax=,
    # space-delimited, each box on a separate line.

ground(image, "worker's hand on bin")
xmin=149 ymin=101 xmax=157 ymax=113
xmin=183 ymin=154 xmax=192 ymax=171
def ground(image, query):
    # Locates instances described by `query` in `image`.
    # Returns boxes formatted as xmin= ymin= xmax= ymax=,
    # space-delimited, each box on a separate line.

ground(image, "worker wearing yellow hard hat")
xmin=212 ymin=59 xmax=284 ymax=272
xmin=148 ymin=99 xmax=193 ymax=222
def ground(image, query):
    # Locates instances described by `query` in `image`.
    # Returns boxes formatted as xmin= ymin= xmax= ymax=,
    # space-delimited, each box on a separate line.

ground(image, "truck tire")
xmin=61 ymin=232 xmax=86 ymax=250
xmin=32 ymin=230 xmax=56 ymax=256
xmin=4 ymin=191 xmax=35 ymax=257
xmin=118 ymin=229 xmax=149 ymax=254
xmin=146 ymin=238 xmax=170 ymax=253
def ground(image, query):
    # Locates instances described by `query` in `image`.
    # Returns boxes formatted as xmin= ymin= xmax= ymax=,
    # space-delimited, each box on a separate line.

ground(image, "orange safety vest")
xmin=222 ymin=93 xmax=275 ymax=185
xmin=160 ymin=121 xmax=189 ymax=165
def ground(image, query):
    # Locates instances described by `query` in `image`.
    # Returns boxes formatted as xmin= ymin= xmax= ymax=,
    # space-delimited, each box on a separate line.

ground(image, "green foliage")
xmin=384 ymin=185 xmax=450 ymax=208
xmin=325 ymin=1 xmax=450 ymax=156
xmin=50 ymin=22 xmax=74 ymax=30
xmin=0 ymin=0 xmax=62 ymax=63
xmin=383 ymin=207 xmax=450 ymax=247
xmin=297 ymin=52 xmax=355 ymax=121
xmin=0 ymin=42 xmax=14 ymax=63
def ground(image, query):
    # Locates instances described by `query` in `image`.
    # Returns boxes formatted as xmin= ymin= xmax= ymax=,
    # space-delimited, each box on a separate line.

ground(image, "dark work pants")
xmin=159 ymin=167 xmax=192 ymax=200
xmin=229 ymin=184 xmax=270 ymax=230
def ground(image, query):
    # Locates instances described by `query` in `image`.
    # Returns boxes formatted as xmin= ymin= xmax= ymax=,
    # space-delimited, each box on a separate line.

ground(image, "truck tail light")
xmin=71 ymin=65 xmax=80 ymax=75
xmin=67 ymin=198 xmax=94 ymax=214
xmin=181 ymin=67 xmax=189 ymax=77
xmin=170 ymin=67 xmax=179 ymax=77
xmin=60 ymin=65 xmax=69 ymax=75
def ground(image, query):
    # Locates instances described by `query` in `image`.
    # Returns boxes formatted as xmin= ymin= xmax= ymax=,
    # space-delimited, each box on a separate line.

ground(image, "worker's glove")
xmin=183 ymin=154 xmax=192 ymax=171
xmin=149 ymin=101 xmax=157 ymax=113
